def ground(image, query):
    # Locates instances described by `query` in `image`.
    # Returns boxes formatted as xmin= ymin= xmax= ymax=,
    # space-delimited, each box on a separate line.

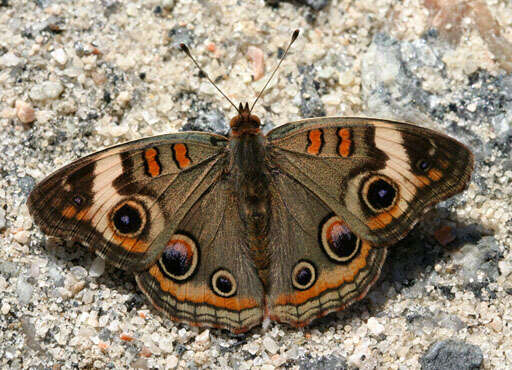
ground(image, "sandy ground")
xmin=0 ymin=0 xmax=511 ymax=368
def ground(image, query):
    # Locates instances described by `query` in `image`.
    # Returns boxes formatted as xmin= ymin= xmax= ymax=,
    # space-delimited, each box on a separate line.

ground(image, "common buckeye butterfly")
xmin=28 ymin=30 xmax=473 ymax=333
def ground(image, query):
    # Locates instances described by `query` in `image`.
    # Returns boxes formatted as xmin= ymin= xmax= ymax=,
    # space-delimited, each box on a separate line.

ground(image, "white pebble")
xmin=498 ymin=260 xmax=512 ymax=277
xmin=263 ymin=337 xmax=279 ymax=355
xmin=367 ymin=317 xmax=385 ymax=336
xmin=1 ymin=302 xmax=11 ymax=315
xmin=0 ymin=52 xmax=22 ymax=67
xmin=29 ymin=81 xmax=64 ymax=101
xmin=195 ymin=329 xmax=210 ymax=346
xmin=245 ymin=341 xmax=260 ymax=355
xmin=82 ymin=289 xmax=95 ymax=304
xmin=167 ymin=355 xmax=179 ymax=369
xmin=51 ymin=48 xmax=68 ymax=65
xmin=116 ymin=91 xmax=132 ymax=107
xmin=162 ymin=0 xmax=176 ymax=10
xmin=16 ymin=277 xmax=33 ymax=304
xmin=15 ymin=100 xmax=36 ymax=124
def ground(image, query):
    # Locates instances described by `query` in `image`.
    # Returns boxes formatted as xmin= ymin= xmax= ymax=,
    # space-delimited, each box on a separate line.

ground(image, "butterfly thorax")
xmin=229 ymin=104 xmax=271 ymax=284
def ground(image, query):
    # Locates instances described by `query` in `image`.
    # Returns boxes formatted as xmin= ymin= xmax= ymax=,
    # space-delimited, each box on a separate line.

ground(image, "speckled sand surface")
xmin=1 ymin=0 xmax=511 ymax=369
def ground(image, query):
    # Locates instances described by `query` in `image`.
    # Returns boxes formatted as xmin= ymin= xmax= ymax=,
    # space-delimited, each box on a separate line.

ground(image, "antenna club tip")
xmin=179 ymin=43 xmax=189 ymax=53
xmin=292 ymin=29 xmax=300 ymax=41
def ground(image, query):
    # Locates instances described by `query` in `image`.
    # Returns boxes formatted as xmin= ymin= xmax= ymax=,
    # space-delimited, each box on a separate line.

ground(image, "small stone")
xmin=263 ymin=337 xmax=279 ymax=355
xmin=1 ymin=302 xmax=11 ymax=315
xmin=116 ymin=91 xmax=132 ymax=107
xmin=0 ymin=52 xmax=22 ymax=67
xmin=82 ymin=289 xmax=95 ymax=304
xmin=367 ymin=317 xmax=385 ymax=336
xmin=51 ymin=48 xmax=68 ymax=65
xmin=195 ymin=329 xmax=210 ymax=346
xmin=70 ymin=265 xmax=88 ymax=280
xmin=120 ymin=333 xmax=135 ymax=342
xmin=420 ymin=340 xmax=483 ymax=370
xmin=247 ymin=46 xmax=265 ymax=81
xmin=29 ymin=81 xmax=64 ymax=101
xmin=71 ymin=281 xmax=86 ymax=295
xmin=15 ymin=100 xmax=36 ymax=124
xmin=297 ymin=354 xmax=348 ymax=369
xmin=13 ymin=230 xmax=29 ymax=245
xmin=139 ymin=346 xmax=152 ymax=358
xmin=498 ymin=260 xmax=512 ymax=277
xmin=16 ymin=276 xmax=33 ymax=304
xmin=162 ymin=0 xmax=176 ymax=10
xmin=167 ymin=355 xmax=179 ymax=369
xmin=89 ymin=257 xmax=105 ymax=278
xmin=193 ymin=351 xmax=208 ymax=365
xmin=245 ymin=341 xmax=260 ymax=355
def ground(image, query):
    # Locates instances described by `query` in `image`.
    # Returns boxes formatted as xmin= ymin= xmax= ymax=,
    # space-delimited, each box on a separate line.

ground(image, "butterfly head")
xmin=230 ymin=102 xmax=261 ymax=137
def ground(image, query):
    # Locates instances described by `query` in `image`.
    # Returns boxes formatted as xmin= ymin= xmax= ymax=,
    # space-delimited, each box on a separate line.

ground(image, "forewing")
xmin=267 ymin=117 xmax=473 ymax=247
xmin=28 ymin=132 xmax=228 ymax=271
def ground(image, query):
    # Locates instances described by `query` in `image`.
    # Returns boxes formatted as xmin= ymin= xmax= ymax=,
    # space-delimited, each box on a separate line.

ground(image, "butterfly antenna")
xmin=249 ymin=29 xmax=300 ymax=113
xmin=179 ymin=43 xmax=240 ymax=113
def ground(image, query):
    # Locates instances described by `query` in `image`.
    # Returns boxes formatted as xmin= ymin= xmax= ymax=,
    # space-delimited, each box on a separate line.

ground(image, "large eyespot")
xmin=110 ymin=199 xmax=146 ymax=236
xmin=362 ymin=175 xmax=398 ymax=212
xmin=320 ymin=215 xmax=361 ymax=263
xmin=292 ymin=260 xmax=317 ymax=291
xmin=158 ymin=234 xmax=199 ymax=282
xmin=210 ymin=269 xmax=237 ymax=298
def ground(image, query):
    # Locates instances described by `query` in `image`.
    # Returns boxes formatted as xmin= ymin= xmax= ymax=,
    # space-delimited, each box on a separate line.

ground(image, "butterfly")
xmin=27 ymin=31 xmax=474 ymax=333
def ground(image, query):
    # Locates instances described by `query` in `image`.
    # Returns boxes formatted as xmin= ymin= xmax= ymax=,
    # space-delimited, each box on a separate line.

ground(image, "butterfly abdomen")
xmin=229 ymin=133 xmax=273 ymax=284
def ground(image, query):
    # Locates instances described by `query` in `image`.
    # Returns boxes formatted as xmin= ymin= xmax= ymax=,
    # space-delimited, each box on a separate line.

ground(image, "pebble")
xmin=89 ymin=257 xmax=105 ymax=278
xmin=1 ymin=302 xmax=10 ymax=315
xmin=70 ymin=265 xmax=88 ymax=280
xmin=195 ymin=329 xmax=210 ymax=346
xmin=247 ymin=46 xmax=265 ymax=81
xmin=15 ymin=100 xmax=36 ymax=124
xmin=29 ymin=81 xmax=64 ymax=101
xmin=0 ymin=52 xmax=22 ymax=67
xmin=13 ymin=230 xmax=29 ymax=245
xmin=51 ymin=48 xmax=68 ymax=65
xmin=82 ymin=289 xmax=95 ymax=304
xmin=245 ymin=341 xmax=260 ymax=355
xmin=367 ymin=317 xmax=385 ymax=336
xmin=16 ymin=276 xmax=33 ymax=305
xmin=167 ymin=355 xmax=179 ymax=369
xmin=263 ymin=337 xmax=279 ymax=355
xmin=420 ymin=340 xmax=483 ymax=370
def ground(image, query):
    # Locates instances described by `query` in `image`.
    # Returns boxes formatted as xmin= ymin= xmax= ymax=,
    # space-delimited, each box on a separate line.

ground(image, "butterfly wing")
xmin=135 ymin=176 xmax=264 ymax=333
xmin=266 ymin=170 xmax=387 ymax=326
xmin=267 ymin=117 xmax=474 ymax=247
xmin=28 ymin=132 xmax=229 ymax=271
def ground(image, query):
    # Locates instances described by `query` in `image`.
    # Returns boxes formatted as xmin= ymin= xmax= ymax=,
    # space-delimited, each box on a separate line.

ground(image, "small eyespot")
xmin=292 ymin=260 xmax=317 ymax=291
xmin=72 ymin=195 xmax=85 ymax=206
xmin=416 ymin=159 xmax=432 ymax=172
xmin=362 ymin=175 xmax=398 ymax=212
xmin=211 ymin=269 xmax=237 ymax=298
xmin=111 ymin=200 xmax=146 ymax=236
xmin=320 ymin=215 xmax=361 ymax=263
xmin=158 ymin=234 xmax=199 ymax=282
